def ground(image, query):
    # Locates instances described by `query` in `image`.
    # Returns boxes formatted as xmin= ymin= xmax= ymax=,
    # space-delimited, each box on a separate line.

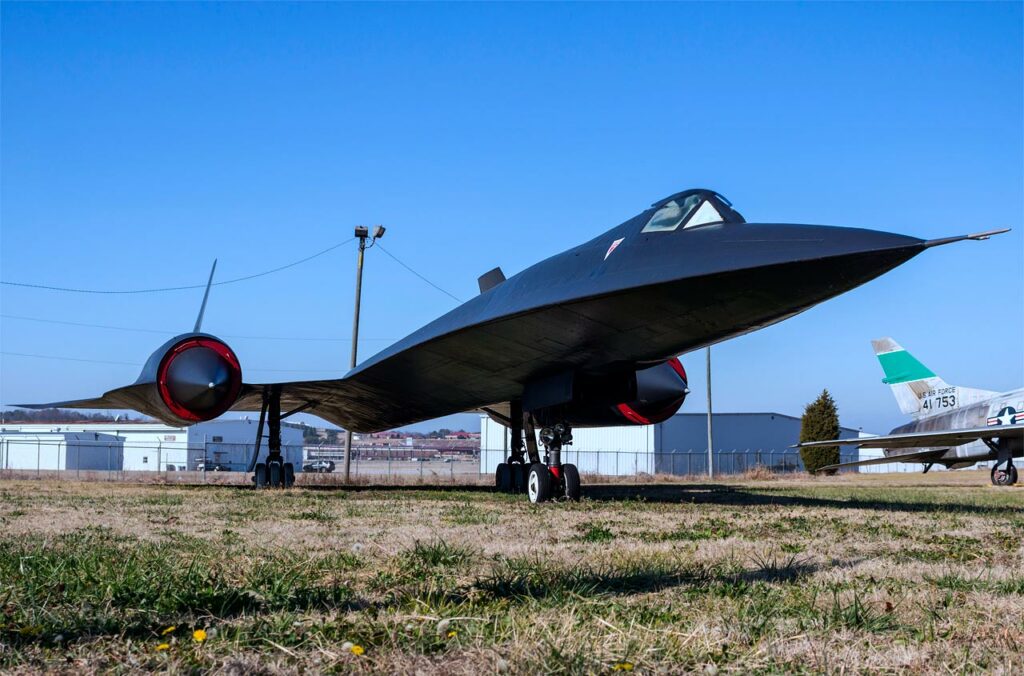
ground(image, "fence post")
xmin=37 ymin=439 xmax=41 ymax=477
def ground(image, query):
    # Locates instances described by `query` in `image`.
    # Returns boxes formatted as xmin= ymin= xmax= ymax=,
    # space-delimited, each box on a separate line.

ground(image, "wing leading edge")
xmin=817 ymin=448 xmax=969 ymax=472
xmin=795 ymin=426 xmax=1023 ymax=451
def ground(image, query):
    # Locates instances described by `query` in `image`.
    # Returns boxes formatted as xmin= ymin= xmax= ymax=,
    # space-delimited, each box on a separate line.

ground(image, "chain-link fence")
xmin=479 ymin=447 xmax=811 ymax=477
xmin=0 ymin=438 xmax=896 ymax=485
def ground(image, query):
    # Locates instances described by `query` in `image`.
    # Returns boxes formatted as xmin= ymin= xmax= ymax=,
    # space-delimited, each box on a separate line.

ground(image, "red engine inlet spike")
xmin=157 ymin=337 xmax=242 ymax=422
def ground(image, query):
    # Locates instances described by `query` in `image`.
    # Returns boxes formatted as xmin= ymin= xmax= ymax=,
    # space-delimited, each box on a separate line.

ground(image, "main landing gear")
xmin=985 ymin=437 xmax=1019 ymax=487
xmin=248 ymin=386 xmax=315 ymax=489
xmin=991 ymin=459 xmax=1018 ymax=487
xmin=495 ymin=403 xmax=580 ymax=503
xmin=495 ymin=401 xmax=533 ymax=495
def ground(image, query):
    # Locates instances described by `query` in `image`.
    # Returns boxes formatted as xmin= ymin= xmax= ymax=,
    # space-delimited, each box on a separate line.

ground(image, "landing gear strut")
xmin=249 ymin=386 xmax=312 ymax=489
xmin=527 ymin=422 xmax=580 ymax=504
xmin=496 ymin=402 xmax=536 ymax=494
xmin=985 ymin=437 xmax=1019 ymax=487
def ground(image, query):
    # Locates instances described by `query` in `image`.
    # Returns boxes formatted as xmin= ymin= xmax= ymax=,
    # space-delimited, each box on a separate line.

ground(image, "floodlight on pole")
xmin=343 ymin=225 xmax=385 ymax=483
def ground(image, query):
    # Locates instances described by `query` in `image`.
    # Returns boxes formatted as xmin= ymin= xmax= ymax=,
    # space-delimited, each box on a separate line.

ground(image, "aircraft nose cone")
xmin=641 ymin=222 xmax=930 ymax=352
xmin=164 ymin=346 xmax=235 ymax=414
xmin=716 ymin=222 xmax=924 ymax=266
xmin=711 ymin=223 xmax=926 ymax=325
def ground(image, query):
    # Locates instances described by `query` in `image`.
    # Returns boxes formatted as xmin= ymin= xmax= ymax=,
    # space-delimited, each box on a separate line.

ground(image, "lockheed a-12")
xmin=22 ymin=189 xmax=1005 ymax=502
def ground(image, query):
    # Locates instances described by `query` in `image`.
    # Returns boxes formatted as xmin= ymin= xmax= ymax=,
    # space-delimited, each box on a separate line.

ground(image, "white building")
xmin=0 ymin=432 xmax=123 ymax=471
xmin=0 ymin=418 xmax=303 ymax=472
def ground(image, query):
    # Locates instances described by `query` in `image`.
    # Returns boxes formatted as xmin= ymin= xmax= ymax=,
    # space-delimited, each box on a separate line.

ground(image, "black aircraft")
xmin=22 ymin=189 xmax=1002 ymax=502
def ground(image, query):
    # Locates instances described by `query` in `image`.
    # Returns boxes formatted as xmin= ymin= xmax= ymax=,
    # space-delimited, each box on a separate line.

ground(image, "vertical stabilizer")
xmin=194 ymin=260 xmax=217 ymax=333
xmin=872 ymin=337 xmax=995 ymax=418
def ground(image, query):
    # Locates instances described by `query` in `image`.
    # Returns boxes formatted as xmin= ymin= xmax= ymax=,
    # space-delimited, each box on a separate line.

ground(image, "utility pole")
xmin=706 ymin=346 xmax=714 ymax=479
xmin=343 ymin=225 xmax=386 ymax=483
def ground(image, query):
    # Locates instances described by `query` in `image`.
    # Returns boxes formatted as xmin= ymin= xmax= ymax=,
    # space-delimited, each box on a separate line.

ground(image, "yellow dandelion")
xmin=447 ymin=630 xmax=458 ymax=638
xmin=350 ymin=644 xmax=365 ymax=656
xmin=193 ymin=629 xmax=207 ymax=642
xmin=613 ymin=662 xmax=634 ymax=672
xmin=161 ymin=626 xmax=176 ymax=635
xmin=155 ymin=643 xmax=170 ymax=652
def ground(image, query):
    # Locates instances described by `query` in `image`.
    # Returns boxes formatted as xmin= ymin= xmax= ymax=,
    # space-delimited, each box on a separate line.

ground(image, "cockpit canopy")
xmin=642 ymin=189 xmax=744 ymax=233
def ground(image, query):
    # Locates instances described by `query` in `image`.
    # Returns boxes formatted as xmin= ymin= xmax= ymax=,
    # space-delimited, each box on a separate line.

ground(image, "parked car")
xmin=303 ymin=459 xmax=336 ymax=473
xmin=196 ymin=463 xmax=230 ymax=472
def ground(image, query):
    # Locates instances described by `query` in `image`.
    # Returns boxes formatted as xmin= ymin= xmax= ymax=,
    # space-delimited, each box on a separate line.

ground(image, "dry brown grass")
xmin=1 ymin=473 xmax=1022 ymax=674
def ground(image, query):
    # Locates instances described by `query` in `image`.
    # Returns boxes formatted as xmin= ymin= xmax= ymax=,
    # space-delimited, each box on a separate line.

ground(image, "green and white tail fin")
xmin=872 ymin=337 xmax=996 ymax=418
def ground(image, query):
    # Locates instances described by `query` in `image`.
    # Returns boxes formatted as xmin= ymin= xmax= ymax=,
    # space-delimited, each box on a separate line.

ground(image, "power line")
xmin=0 ymin=238 xmax=355 ymax=294
xmin=0 ymin=350 xmax=345 ymax=374
xmin=0 ymin=351 xmax=138 ymax=367
xmin=0 ymin=313 xmax=396 ymax=343
xmin=375 ymin=243 xmax=464 ymax=303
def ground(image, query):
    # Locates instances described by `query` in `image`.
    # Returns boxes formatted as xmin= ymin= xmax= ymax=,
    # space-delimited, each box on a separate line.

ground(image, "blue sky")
xmin=2 ymin=2 xmax=1021 ymax=435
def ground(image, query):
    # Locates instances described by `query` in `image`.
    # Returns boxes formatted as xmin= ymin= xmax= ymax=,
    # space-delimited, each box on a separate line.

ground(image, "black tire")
xmin=284 ymin=463 xmax=296 ymax=488
xmin=512 ymin=463 xmax=529 ymax=494
xmin=495 ymin=463 xmax=512 ymax=492
xmin=269 ymin=461 xmax=282 ymax=487
xmin=562 ymin=463 xmax=581 ymax=502
xmin=527 ymin=463 xmax=553 ymax=504
xmin=254 ymin=463 xmax=268 ymax=488
xmin=991 ymin=463 xmax=1017 ymax=487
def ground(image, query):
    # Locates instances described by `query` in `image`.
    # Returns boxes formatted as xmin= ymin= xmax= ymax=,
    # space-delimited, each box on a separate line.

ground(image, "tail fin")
xmin=193 ymin=259 xmax=217 ymax=333
xmin=872 ymin=337 xmax=995 ymax=417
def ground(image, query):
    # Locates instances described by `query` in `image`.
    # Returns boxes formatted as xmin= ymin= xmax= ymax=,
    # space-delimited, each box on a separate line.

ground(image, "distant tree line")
xmin=0 ymin=408 xmax=141 ymax=424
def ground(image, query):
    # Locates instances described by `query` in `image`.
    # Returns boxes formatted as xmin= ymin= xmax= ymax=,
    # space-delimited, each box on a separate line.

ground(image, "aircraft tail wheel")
xmin=269 ymin=461 xmax=282 ymax=487
xmin=254 ymin=463 xmax=268 ymax=488
xmin=284 ymin=463 xmax=296 ymax=488
xmin=527 ymin=463 xmax=553 ymax=503
xmin=513 ymin=464 xmax=529 ymax=494
xmin=495 ymin=463 xmax=513 ymax=492
xmin=991 ymin=463 xmax=1018 ymax=487
xmin=562 ymin=463 xmax=581 ymax=501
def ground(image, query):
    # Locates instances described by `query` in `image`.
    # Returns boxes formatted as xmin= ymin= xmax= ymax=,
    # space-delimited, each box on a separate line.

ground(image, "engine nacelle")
xmin=156 ymin=336 xmax=243 ymax=422
xmin=527 ymin=358 xmax=688 ymax=427
xmin=124 ymin=333 xmax=244 ymax=424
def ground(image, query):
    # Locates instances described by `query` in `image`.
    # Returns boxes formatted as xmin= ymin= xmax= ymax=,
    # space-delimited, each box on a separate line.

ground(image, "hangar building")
xmin=0 ymin=418 xmax=302 ymax=472
xmin=0 ymin=431 xmax=123 ymax=471
xmin=480 ymin=412 xmax=863 ymax=476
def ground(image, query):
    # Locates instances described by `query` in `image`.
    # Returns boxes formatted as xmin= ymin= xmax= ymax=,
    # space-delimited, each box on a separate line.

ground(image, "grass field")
xmin=1 ymin=472 xmax=1022 ymax=674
